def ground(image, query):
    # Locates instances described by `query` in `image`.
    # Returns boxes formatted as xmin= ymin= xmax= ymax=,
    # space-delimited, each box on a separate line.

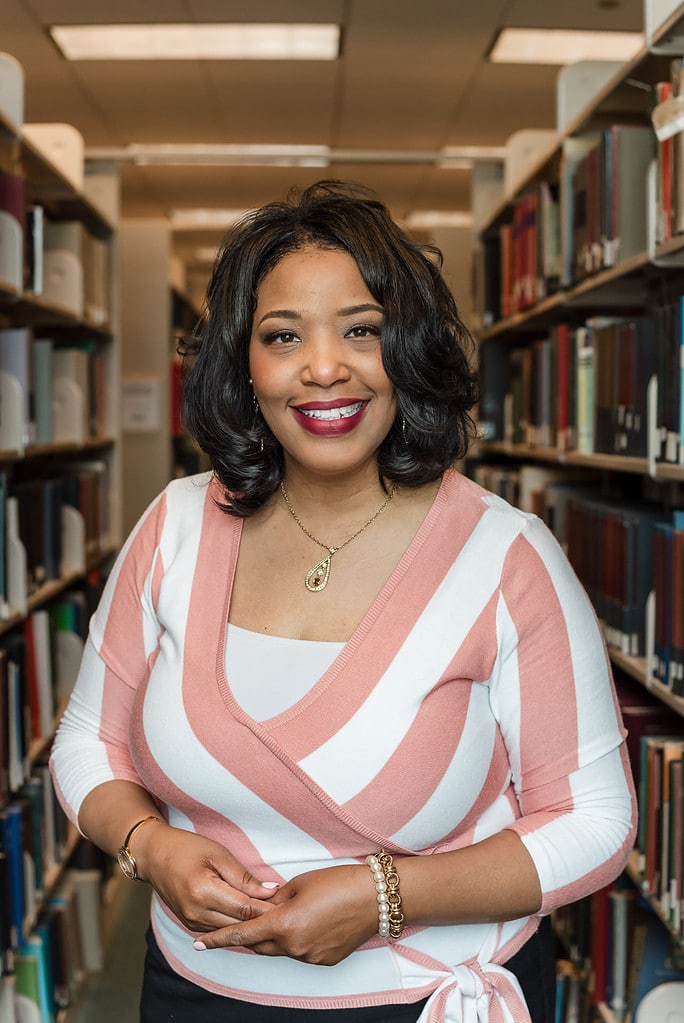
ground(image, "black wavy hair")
xmin=179 ymin=180 xmax=479 ymax=517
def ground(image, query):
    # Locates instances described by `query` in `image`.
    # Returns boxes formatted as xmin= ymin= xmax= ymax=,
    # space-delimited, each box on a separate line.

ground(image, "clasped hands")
xmin=141 ymin=826 xmax=380 ymax=966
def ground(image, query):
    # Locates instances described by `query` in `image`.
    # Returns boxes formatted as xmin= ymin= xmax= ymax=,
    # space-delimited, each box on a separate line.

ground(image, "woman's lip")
xmin=291 ymin=401 xmax=368 ymax=436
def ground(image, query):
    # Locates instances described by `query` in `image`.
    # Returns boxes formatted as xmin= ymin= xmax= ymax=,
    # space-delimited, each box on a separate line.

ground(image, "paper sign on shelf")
xmin=121 ymin=375 xmax=161 ymax=433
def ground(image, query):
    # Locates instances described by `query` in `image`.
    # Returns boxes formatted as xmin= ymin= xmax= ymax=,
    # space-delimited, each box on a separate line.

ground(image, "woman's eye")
xmin=264 ymin=330 xmax=299 ymax=345
xmin=347 ymin=324 xmax=381 ymax=339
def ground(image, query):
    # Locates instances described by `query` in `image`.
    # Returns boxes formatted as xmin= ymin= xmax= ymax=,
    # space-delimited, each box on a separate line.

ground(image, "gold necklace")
xmin=280 ymin=482 xmax=397 ymax=593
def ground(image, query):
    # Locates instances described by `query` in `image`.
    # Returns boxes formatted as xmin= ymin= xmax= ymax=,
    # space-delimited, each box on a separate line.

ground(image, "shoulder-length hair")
xmin=180 ymin=179 xmax=479 ymax=517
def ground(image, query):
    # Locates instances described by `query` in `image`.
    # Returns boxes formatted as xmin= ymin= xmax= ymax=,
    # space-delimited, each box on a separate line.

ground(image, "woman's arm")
xmin=50 ymin=489 xmax=278 ymax=934
xmin=77 ymin=779 xmax=279 ymax=932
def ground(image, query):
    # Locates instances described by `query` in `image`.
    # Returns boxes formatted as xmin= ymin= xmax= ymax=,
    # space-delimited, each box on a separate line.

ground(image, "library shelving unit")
xmin=0 ymin=54 xmax=122 ymax=1022
xmin=471 ymin=1 xmax=684 ymax=1019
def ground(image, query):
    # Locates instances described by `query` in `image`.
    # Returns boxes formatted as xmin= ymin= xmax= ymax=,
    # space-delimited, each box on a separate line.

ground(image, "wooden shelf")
xmin=0 ymin=290 xmax=113 ymax=336
xmin=21 ymin=135 xmax=114 ymax=240
xmin=476 ymin=441 xmax=651 ymax=476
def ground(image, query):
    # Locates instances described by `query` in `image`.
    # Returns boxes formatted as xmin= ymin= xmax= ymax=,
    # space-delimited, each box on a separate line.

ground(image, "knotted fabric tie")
xmin=398 ymin=948 xmax=533 ymax=1023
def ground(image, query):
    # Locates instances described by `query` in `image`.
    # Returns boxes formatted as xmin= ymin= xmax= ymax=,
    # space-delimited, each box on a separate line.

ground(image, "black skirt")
xmin=140 ymin=916 xmax=556 ymax=1023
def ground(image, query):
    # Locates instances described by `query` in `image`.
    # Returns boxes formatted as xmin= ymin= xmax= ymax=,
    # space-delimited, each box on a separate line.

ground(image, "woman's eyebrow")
xmin=337 ymin=303 xmax=384 ymax=316
xmin=257 ymin=308 xmax=301 ymax=325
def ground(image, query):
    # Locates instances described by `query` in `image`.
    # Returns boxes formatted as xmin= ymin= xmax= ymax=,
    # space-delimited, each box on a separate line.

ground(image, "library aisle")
xmin=71 ymin=881 xmax=149 ymax=1023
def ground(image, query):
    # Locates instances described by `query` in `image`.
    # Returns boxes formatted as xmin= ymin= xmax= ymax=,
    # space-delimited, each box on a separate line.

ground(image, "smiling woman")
xmin=248 ymin=246 xmax=397 ymax=481
xmin=50 ymin=181 xmax=636 ymax=1023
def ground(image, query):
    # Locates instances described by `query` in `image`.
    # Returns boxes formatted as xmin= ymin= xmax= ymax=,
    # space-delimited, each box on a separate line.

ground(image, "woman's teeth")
xmin=300 ymin=402 xmax=364 ymax=421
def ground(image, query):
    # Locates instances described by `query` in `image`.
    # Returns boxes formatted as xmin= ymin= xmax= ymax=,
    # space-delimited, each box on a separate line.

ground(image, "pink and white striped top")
xmin=50 ymin=469 xmax=636 ymax=1022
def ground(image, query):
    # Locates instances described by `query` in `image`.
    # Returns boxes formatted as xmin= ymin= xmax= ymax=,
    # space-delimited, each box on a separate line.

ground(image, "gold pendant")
xmin=305 ymin=553 xmax=333 ymax=592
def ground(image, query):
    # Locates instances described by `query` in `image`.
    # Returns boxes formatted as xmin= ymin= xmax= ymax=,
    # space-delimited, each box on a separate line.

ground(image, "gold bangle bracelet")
xmin=365 ymin=849 xmax=404 ymax=939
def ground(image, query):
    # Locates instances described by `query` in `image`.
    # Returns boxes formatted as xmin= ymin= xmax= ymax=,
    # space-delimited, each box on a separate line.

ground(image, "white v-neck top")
xmin=226 ymin=623 xmax=344 ymax=721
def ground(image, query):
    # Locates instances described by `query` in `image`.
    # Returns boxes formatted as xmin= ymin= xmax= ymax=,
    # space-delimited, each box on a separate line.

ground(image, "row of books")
xmin=638 ymin=732 xmax=684 ymax=937
xmin=0 ymin=170 xmax=111 ymax=325
xmin=0 ymin=327 xmax=109 ymax=453
xmin=558 ymin=882 xmax=684 ymax=1023
xmin=481 ymin=124 xmax=655 ymax=325
xmin=0 ymin=586 xmax=95 ymax=809
xmin=496 ymin=180 xmax=561 ymax=320
xmin=479 ymin=304 xmax=684 ymax=467
xmin=653 ymin=514 xmax=684 ymax=693
xmin=0 ymin=853 xmax=107 ymax=1023
xmin=551 ymin=675 xmax=684 ymax=1021
xmin=564 ymin=494 xmax=660 ymax=661
xmin=0 ymin=463 xmax=110 ymax=615
xmin=469 ymin=463 xmax=684 ymax=670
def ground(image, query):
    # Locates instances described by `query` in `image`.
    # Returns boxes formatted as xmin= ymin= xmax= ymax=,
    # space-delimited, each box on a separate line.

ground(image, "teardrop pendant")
xmin=305 ymin=554 xmax=333 ymax=592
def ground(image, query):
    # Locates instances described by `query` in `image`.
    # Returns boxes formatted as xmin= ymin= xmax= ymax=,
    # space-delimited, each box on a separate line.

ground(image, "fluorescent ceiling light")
xmin=123 ymin=143 xmax=331 ymax=168
xmin=49 ymin=23 xmax=340 ymax=61
xmin=86 ymin=142 xmax=505 ymax=169
xmin=489 ymin=28 xmax=643 ymax=65
xmin=404 ymin=211 xmax=473 ymax=229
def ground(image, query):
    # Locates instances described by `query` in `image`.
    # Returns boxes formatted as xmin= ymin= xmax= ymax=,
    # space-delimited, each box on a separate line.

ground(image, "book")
xmin=667 ymin=756 xmax=683 ymax=935
xmin=655 ymin=80 xmax=674 ymax=243
xmin=609 ymin=886 xmax=636 ymax=1022
xmin=626 ymin=900 xmax=684 ymax=1020
xmin=24 ymin=204 xmax=44 ymax=296
xmin=588 ymin=882 xmax=614 ymax=1004
xmin=603 ymin=124 xmax=656 ymax=267
xmin=0 ymin=802 xmax=26 ymax=948
xmin=24 ymin=611 xmax=54 ymax=742
xmin=0 ymin=326 xmax=33 ymax=450
xmin=0 ymin=848 xmax=13 ymax=973
xmin=30 ymin=339 xmax=53 ymax=447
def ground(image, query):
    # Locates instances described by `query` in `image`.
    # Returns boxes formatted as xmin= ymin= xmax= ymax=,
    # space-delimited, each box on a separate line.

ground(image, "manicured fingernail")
xmin=193 ymin=940 xmax=207 ymax=951
xmin=261 ymin=881 xmax=280 ymax=889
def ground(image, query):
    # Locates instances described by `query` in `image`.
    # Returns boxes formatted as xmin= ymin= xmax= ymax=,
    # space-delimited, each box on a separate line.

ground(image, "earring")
xmin=401 ymin=415 xmax=407 ymax=442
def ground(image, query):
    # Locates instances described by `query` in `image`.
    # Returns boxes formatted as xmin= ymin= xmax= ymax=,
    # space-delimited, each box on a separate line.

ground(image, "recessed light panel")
xmin=49 ymin=23 xmax=340 ymax=61
xmin=489 ymin=28 xmax=643 ymax=66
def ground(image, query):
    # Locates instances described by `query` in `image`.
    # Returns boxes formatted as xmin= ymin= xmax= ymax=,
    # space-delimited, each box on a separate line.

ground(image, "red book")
xmin=589 ymin=883 xmax=614 ymax=1002
xmin=657 ymin=81 xmax=674 ymax=242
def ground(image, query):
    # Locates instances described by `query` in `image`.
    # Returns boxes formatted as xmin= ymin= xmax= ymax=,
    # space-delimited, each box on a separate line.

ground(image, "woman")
xmin=51 ymin=181 xmax=636 ymax=1023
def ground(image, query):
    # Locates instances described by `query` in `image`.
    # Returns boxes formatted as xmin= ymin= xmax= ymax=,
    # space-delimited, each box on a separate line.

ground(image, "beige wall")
xmin=119 ymin=220 xmax=173 ymax=536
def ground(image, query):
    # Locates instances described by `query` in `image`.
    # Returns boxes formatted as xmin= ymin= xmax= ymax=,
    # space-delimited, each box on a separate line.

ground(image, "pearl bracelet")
xmin=365 ymin=849 xmax=404 ymax=939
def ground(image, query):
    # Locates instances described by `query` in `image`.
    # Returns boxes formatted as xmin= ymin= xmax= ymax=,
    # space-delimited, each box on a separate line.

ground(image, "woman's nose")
xmin=300 ymin=334 xmax=352 ymax=386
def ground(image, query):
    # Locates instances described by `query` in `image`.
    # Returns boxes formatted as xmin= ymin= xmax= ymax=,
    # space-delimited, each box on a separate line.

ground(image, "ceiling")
xmin=0 ymin=0 xmax=644 ymax=278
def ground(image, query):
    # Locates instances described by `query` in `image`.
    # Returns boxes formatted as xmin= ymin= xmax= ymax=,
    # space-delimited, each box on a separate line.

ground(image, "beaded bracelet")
xmin=365 ymin=849 xmax=404 ymax=939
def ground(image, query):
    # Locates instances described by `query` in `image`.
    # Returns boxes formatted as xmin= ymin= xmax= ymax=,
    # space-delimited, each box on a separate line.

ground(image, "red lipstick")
xmin=291 ymin=399 xmax=368 ymax=436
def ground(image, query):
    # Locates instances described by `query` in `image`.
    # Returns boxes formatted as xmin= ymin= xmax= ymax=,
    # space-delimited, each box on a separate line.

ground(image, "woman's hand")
xmin=193 ymin=864 xmax=379 ymax=965
xmin=137 ymin=824 xmax=280 ymax=933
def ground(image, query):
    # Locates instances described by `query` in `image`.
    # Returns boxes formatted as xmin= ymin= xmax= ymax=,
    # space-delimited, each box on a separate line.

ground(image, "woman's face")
xmin=249 ymin=245 xmax=396 ymax=482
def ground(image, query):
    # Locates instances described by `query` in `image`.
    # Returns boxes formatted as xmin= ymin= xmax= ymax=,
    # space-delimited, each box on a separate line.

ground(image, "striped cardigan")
xmin=51 ymin=469 xmax=636 ymax=1022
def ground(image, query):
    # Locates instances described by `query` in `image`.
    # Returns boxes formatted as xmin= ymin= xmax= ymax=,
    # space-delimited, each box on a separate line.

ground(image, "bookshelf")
xmin=0 ymin=52 xmax=122 ymax=1023
xmin=472 ymin=2 xmax=684 ymax=1019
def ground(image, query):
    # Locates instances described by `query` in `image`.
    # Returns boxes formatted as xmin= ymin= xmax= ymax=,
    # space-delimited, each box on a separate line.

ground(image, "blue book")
xmin=0 ymin=802 xmax=25 ymax=947
xmin=25 ymin=928 xmax=56 ymax=1023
